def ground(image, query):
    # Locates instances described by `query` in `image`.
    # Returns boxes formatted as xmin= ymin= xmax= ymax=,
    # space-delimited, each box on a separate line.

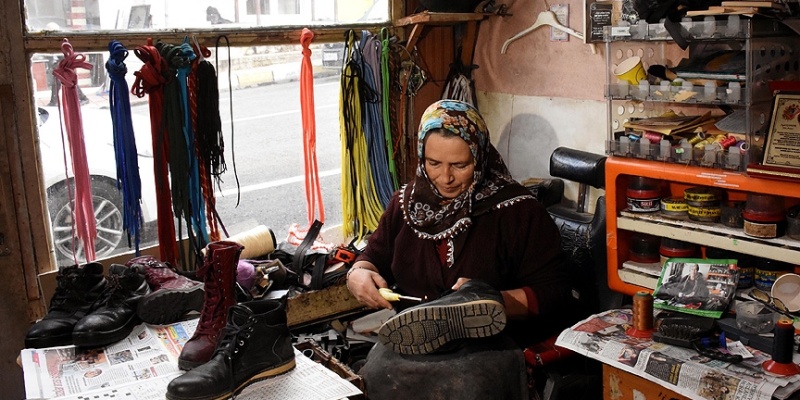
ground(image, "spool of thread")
xmin=227 ymin=225 xmax=277 ymax=259
xmin=627 ymin=291 xmax=654 ymax=338
xmin=718 ymin=135 xmax=737 ymax=149
xmin=687 ymin=132 xmax=706 ymax=145
xmin=644 ymin=131 xmax=664 ymax=143
xmin=762 ymin=319 xmax=800 ymax=376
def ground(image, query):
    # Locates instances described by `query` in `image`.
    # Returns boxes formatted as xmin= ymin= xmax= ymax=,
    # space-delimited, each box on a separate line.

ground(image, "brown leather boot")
xmin=178 ymin=241 xmax=243 ymax=370
xmin=131 ymin=256 xmax=204 ymax=325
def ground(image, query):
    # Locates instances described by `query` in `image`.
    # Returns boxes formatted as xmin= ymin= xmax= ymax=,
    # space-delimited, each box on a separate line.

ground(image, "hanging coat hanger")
xmin=501 ymin=2 xmax=596 ymax=54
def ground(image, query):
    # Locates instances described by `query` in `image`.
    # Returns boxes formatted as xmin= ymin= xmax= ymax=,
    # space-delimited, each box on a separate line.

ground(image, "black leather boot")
xmin=25 ymin=262 xmax=107 ymax=349
xmin=72 ymin=263 xmax=151 ymax=347
xmin=166 ymin=298 xmax=296 ymax=400
xmin=378 ymin=280 xmax=507 ymax=355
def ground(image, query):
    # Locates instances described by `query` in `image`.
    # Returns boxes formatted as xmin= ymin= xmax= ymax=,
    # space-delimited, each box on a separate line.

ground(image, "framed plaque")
xmin=747 ymin=92 xmax=800 ymax=181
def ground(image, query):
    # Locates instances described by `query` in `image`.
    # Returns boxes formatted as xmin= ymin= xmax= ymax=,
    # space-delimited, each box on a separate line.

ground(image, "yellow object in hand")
xmin=379 ymin=288 xmax=423 ymax=303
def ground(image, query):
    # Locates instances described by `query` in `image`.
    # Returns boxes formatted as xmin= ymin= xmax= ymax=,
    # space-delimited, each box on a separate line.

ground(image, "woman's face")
xmin=423 ymin=132 xmax=475 ymax=199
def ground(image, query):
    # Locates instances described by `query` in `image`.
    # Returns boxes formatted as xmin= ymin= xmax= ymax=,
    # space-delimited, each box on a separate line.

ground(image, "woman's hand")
xmin=346 ymin=263 xmax=393 ymax=310
xmin=451 ymin=277 xmax=472 ymax=291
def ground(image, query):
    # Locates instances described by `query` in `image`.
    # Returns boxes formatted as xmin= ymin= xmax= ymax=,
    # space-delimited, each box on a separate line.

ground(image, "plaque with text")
xmin=748 ymin=92 xmax=800 ymax=181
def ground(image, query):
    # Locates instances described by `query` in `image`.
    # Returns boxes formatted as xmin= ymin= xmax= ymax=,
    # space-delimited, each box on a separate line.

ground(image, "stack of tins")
xmin=754 ymin=258 xmax=793 ymax=292
xmin=684 ymin=186 xmax=723 ymax=223
xmin=627 ymin=176 xmax=662 ymax=213
xmin=660 ymin=196 xmax=688 ymax=219
xmin=629 ymin=233 xmax=661 ymax=263
xmin=659 ymin=238 xmax=698 ymax=266
xmin=743 ymin=193 xmax=786 ymax=239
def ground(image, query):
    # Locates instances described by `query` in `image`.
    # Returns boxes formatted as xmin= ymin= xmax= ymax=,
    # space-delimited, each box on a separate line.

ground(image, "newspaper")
xmin=21 ymin=320 xmax=195 ymax=399
xmin=21 ymin=319 xmax=362 ymax=400
xmin=555 ymin=309 xmax=800 ymax=400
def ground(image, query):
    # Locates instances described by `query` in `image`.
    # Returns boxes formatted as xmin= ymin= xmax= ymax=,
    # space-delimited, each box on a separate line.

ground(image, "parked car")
xmin=36 ymin=106 xmax=159 ymax=264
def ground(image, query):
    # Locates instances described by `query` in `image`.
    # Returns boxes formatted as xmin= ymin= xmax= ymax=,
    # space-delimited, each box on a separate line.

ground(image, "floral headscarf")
xmin=401 ymin=100 xmax=524 ymax=242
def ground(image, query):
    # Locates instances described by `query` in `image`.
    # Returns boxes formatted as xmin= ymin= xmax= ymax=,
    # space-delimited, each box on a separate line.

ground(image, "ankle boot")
xmin=166 ymin=299 xmax=295 ymax=400
xmin=25 ymin=262 xmax=107 ymax=349
xmin=178 ymin=241 xmax=243 ymax=370
xmin=378 ymin=280 xmax=507 ymax=355
xmin=132 ymin=256 xmax=204 ymax=325
xmin=73 ymin=263 xmax=150 ymax=347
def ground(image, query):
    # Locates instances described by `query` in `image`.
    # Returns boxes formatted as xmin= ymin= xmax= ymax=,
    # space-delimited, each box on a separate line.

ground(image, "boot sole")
xmin=378 ymin=299 xmax=506 ymax=355
xmin=137 ymin=285 xmax=204 ymax=325
xmin=164 ymin=359 xmax=297 ymax=400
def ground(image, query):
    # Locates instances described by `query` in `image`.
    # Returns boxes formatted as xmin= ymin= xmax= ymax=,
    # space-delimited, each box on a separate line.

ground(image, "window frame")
xmin=6 ymin=0 xmax=402 ymax=309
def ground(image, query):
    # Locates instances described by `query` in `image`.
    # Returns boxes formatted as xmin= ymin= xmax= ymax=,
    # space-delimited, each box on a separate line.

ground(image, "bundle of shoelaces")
xmin=56 ymin=37 xmax=232 ymax=268
xmin=338 ymin=29 xmax=425 ymax=239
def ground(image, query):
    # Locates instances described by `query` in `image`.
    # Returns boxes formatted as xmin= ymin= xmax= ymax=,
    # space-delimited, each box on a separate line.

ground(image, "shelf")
xmin=605 ymin=157 xmax=800 ymax=296
xmin=603 ymin=18 xmax=792 ymax=42
xmin=617 ymin=212 xmax=800 ymax=264
xmin=393 ymin=12 xmax=488 ymax=27
xmin=393 ymin=11 xmax=490 ymax=69
xmin=607 ymin=83 xmax=744 ymax=105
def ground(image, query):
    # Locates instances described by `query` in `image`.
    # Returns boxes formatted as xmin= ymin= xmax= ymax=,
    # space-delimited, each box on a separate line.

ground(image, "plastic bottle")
xmin=638 ymin=79 xmax=649 ymax=99
xmin=703 ymin=16 xmax=716 ymax=37
xmin=704 ymin=81 xmax=717 ymax=102
xmin=727 ymin=82 xmax=741 ymax=104
xmin=726 ymin=14 xmax=740 ymax=37
xmin=660 ymin=139 xmax=671 ymax=159
xmin=619 ymin=136 xmax=631 ymax=154
xmin=680 ymin=139 xmax=692 ymax=162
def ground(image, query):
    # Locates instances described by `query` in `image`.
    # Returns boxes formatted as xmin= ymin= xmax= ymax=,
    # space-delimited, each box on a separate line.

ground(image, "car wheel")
xmin=48 ymin=177 xmax=126 ymax=263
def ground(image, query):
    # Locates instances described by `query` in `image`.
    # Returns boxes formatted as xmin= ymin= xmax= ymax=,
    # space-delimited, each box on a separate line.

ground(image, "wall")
xmin=473 ymin=0 xmax=609 ymax=207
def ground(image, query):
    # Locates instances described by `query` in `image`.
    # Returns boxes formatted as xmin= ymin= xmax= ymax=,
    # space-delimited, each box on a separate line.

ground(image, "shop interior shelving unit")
xmin=602 ymin=17 xmax=800 ymax=296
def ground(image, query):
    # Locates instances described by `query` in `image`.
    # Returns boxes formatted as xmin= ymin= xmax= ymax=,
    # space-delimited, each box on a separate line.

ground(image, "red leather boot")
xmin=131 ymin=256 xmax=204 ymax=325
xmin=178 ymin=241 xmax=244 ymax=370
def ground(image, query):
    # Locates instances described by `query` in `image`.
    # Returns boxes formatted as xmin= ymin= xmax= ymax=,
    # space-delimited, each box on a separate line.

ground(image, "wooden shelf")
xmin=394 ymin=11 xmax=490 ymax=65
xmin=394 ymin=12 xmax=489 ymax=27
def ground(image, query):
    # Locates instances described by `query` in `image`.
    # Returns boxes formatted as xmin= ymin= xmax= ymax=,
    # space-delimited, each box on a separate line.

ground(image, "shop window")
xmin=22 ymin=0 xmax=387 ymax=267
xmin=24 ymin=0 xmax=389 ymax=30
xmin=246 ymin=0 xmax=271 ymax=16
xmin=31 ymin=40 xmax=347 ymax=266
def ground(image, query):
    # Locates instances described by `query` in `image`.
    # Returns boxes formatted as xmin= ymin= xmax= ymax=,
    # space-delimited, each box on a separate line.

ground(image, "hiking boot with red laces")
xmin=130 ymin=256 xmax=204 ymax=325
xmin=25 ymin=262 xmax=107 ymax=349
xmin=178 ymin=241 xmax=243 ymax=370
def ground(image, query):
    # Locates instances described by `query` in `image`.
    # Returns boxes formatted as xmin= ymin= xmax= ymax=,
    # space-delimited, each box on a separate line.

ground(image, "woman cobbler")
xmin=346 ymin=99 xmax=579 ymax=348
